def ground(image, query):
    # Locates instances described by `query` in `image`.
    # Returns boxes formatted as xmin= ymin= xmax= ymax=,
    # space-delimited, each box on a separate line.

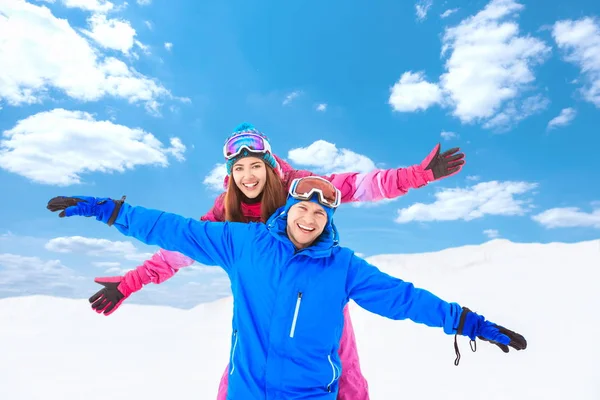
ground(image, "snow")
xmin=1 ymin=239 xmax=599 ymax=399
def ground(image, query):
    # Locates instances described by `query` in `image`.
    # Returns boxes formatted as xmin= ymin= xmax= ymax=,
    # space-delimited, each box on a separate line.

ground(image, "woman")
xmin=47 ymin=178 xmax=526 ymax=399
xmin=87 ymin=123 xmax=466 ymax=400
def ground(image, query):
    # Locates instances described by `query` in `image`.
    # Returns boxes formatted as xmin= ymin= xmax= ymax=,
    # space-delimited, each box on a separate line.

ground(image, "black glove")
xmin=453 ymin=307 xmax=527 ymax=365
xmin=88 ymin=277 xmax=127 ymax=315
xmin=477 ymin=325 xmax=527 ymax=353
xmin=422 ymin=144 xmax=465 ymax=180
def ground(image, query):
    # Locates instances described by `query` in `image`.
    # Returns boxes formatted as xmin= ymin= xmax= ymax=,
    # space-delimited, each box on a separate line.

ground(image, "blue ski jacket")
xmin=111 ymin=199 xmax=463 ymax=399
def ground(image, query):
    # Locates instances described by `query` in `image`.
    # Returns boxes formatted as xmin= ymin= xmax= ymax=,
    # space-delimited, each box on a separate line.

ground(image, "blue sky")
xmin=1 ymin=0 xmax=599 ymax=308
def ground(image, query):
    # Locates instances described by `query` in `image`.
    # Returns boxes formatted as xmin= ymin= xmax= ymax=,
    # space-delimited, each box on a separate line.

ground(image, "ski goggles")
xmin=288 ymin=176 xmax=341 ymax=209
xmin=223 ymin=132 xmax=272 ymax=160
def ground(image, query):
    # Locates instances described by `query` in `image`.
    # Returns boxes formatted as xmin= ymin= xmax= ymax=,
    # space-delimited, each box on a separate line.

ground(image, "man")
xmin=47 ymin=176 xmax=527 ymax=399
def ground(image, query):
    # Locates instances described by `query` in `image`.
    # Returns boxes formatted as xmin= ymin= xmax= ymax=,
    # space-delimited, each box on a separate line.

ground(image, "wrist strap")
xmin=454 ymin=307 xmax=473 ymax=366
xmin=107 ymin=195 xmax=126 ymax=226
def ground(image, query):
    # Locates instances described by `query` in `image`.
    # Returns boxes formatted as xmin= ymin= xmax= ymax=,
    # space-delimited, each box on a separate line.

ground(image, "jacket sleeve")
xmin=125 ymin=249 xmax=195 ymax=288
xmin=112 ymin=203 xmax=248 ymax=274
xmin=288 ymin=166 xmax=431 ymax=204
xmin=118 ymin=192 xmax=227 ymax=287
xmin=346 ymin=254 xmax=462 ymax=335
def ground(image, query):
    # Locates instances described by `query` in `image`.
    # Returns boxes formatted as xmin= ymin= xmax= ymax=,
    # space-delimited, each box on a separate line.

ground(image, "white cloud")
xmin=166 ymin=137 xmax=186 ymax=161
xmin=483 ymin=229 xmax=500 ymax=238
xmin=395 ymin=180 xmax=538 ymax=223
xmin=441 ymin=131 xmax=458 ymax=140
xmin=137 ymin=0 xmax=151 ymax=5
xmin=532 ymin=205 xmax=600 ymax=229
xmin=45 ymin=236 xmax=154 ymax=261
xmin=203 ymin=163 xmax=227 ymax=191
xmin=144 ymin=20 xmax=152 ymax=30
xmin=103 ymin=266 xmax=131 ymax=275
xmin=0 ymin=0 xmax=171 ymax=109
xmin=467 ymin=175 xmax=481 ymax=181
xmin=351 ymin=198 xmax=399 ymax=209
xmin=415 ymin=0 xmax=433 ymax=21
xmin=62 ymin=0 xmax=114 ymax=13
xmin=0 ymin=109 xmax=186 ymax=186
xmin=316 ymin=103 xmax=327 ymax=112
xmin=283 ymin=91 xmax=301 ymax=105
xmin=482 ymin=95 xmax=550 ymax=131
xmin=81 ymin=14 xmax=137 ymax=55
xmin=552 ymin=18 xmax=600 ymax=107
xmin=440 ymin=0 xmax=550 ymax=124
xmin=133 ymin=40 xmax=151 ymax=57
xmin=92 ymin=261 xmax=121 ymax=268
xmin=391 ymin=0 xmax=551 ymax=130
xmin=0 ymin=253 xmax=66 ymax=274
xmin=441 ymin=8 xmax=459 ymax=18
xmin=389 ymin=71 xmax=443 ymax=112
xmin=288 ymin=140 xmax=376 ymax=174
xmin=0 ymin=253 xmax=85 ymax=297
xmin=164 ymin=42 xmax=173 ymax=51
xmin=547 ymin=107 xmax=577 ymax=130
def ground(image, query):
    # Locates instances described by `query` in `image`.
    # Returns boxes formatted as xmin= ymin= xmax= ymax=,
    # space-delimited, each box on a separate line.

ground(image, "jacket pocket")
xmin=229 ymin=330 xmax=239 ymax=375
xmin=326 ymin=354 xmax=340 ymax=392
xmin=289 ymin=291 xmax=303 ymax=338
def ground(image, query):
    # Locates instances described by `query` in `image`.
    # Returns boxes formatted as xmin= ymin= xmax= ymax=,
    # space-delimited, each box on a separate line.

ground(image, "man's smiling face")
xmin=286 ymin=200 xmax=328 ymax=250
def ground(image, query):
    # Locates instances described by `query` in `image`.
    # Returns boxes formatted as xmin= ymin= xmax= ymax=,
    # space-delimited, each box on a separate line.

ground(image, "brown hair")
xmin=224 ymin=163 xmax=287 ymax=223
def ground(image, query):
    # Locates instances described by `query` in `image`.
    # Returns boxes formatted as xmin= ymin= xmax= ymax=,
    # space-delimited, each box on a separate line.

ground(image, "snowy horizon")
xmin=1 ymin=236 xmax=597 ymax=309
xmin=2 ymin=239 xmax=599 ymax=399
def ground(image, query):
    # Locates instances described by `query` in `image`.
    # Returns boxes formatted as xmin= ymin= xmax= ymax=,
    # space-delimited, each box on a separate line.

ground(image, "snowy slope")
xmin=1 ymin=239 xmax=599 ymax=399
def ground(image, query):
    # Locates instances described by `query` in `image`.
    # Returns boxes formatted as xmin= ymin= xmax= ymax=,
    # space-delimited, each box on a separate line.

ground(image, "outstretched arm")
xmin=346 ymin=254 xmax=527 ymax=356
xmin=47 ymin=196 xmax=248 ymax=273
xmin=347 ymin=254 xmax=462 ymax=333
xmin=86 ymin=196 xmax=226 ymax=316
xmin=292 ymin=144 xmax=465 ymax=203
xmin=87 ymin=248 xmax=197 ymax=316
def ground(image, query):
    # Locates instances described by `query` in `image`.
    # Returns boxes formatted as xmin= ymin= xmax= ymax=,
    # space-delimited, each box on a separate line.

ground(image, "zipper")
xmin=289 ymin=292 xmax=303 ymax=338
xmin=327 ymin=354 xmax=338 ymax=392
xmin=230 ymin=330 xmax=238 ymax=375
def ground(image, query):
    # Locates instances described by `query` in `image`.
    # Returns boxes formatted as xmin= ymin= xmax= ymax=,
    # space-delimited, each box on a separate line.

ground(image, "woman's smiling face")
xmin=231 ymin=157 xmax=267 ymax=199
